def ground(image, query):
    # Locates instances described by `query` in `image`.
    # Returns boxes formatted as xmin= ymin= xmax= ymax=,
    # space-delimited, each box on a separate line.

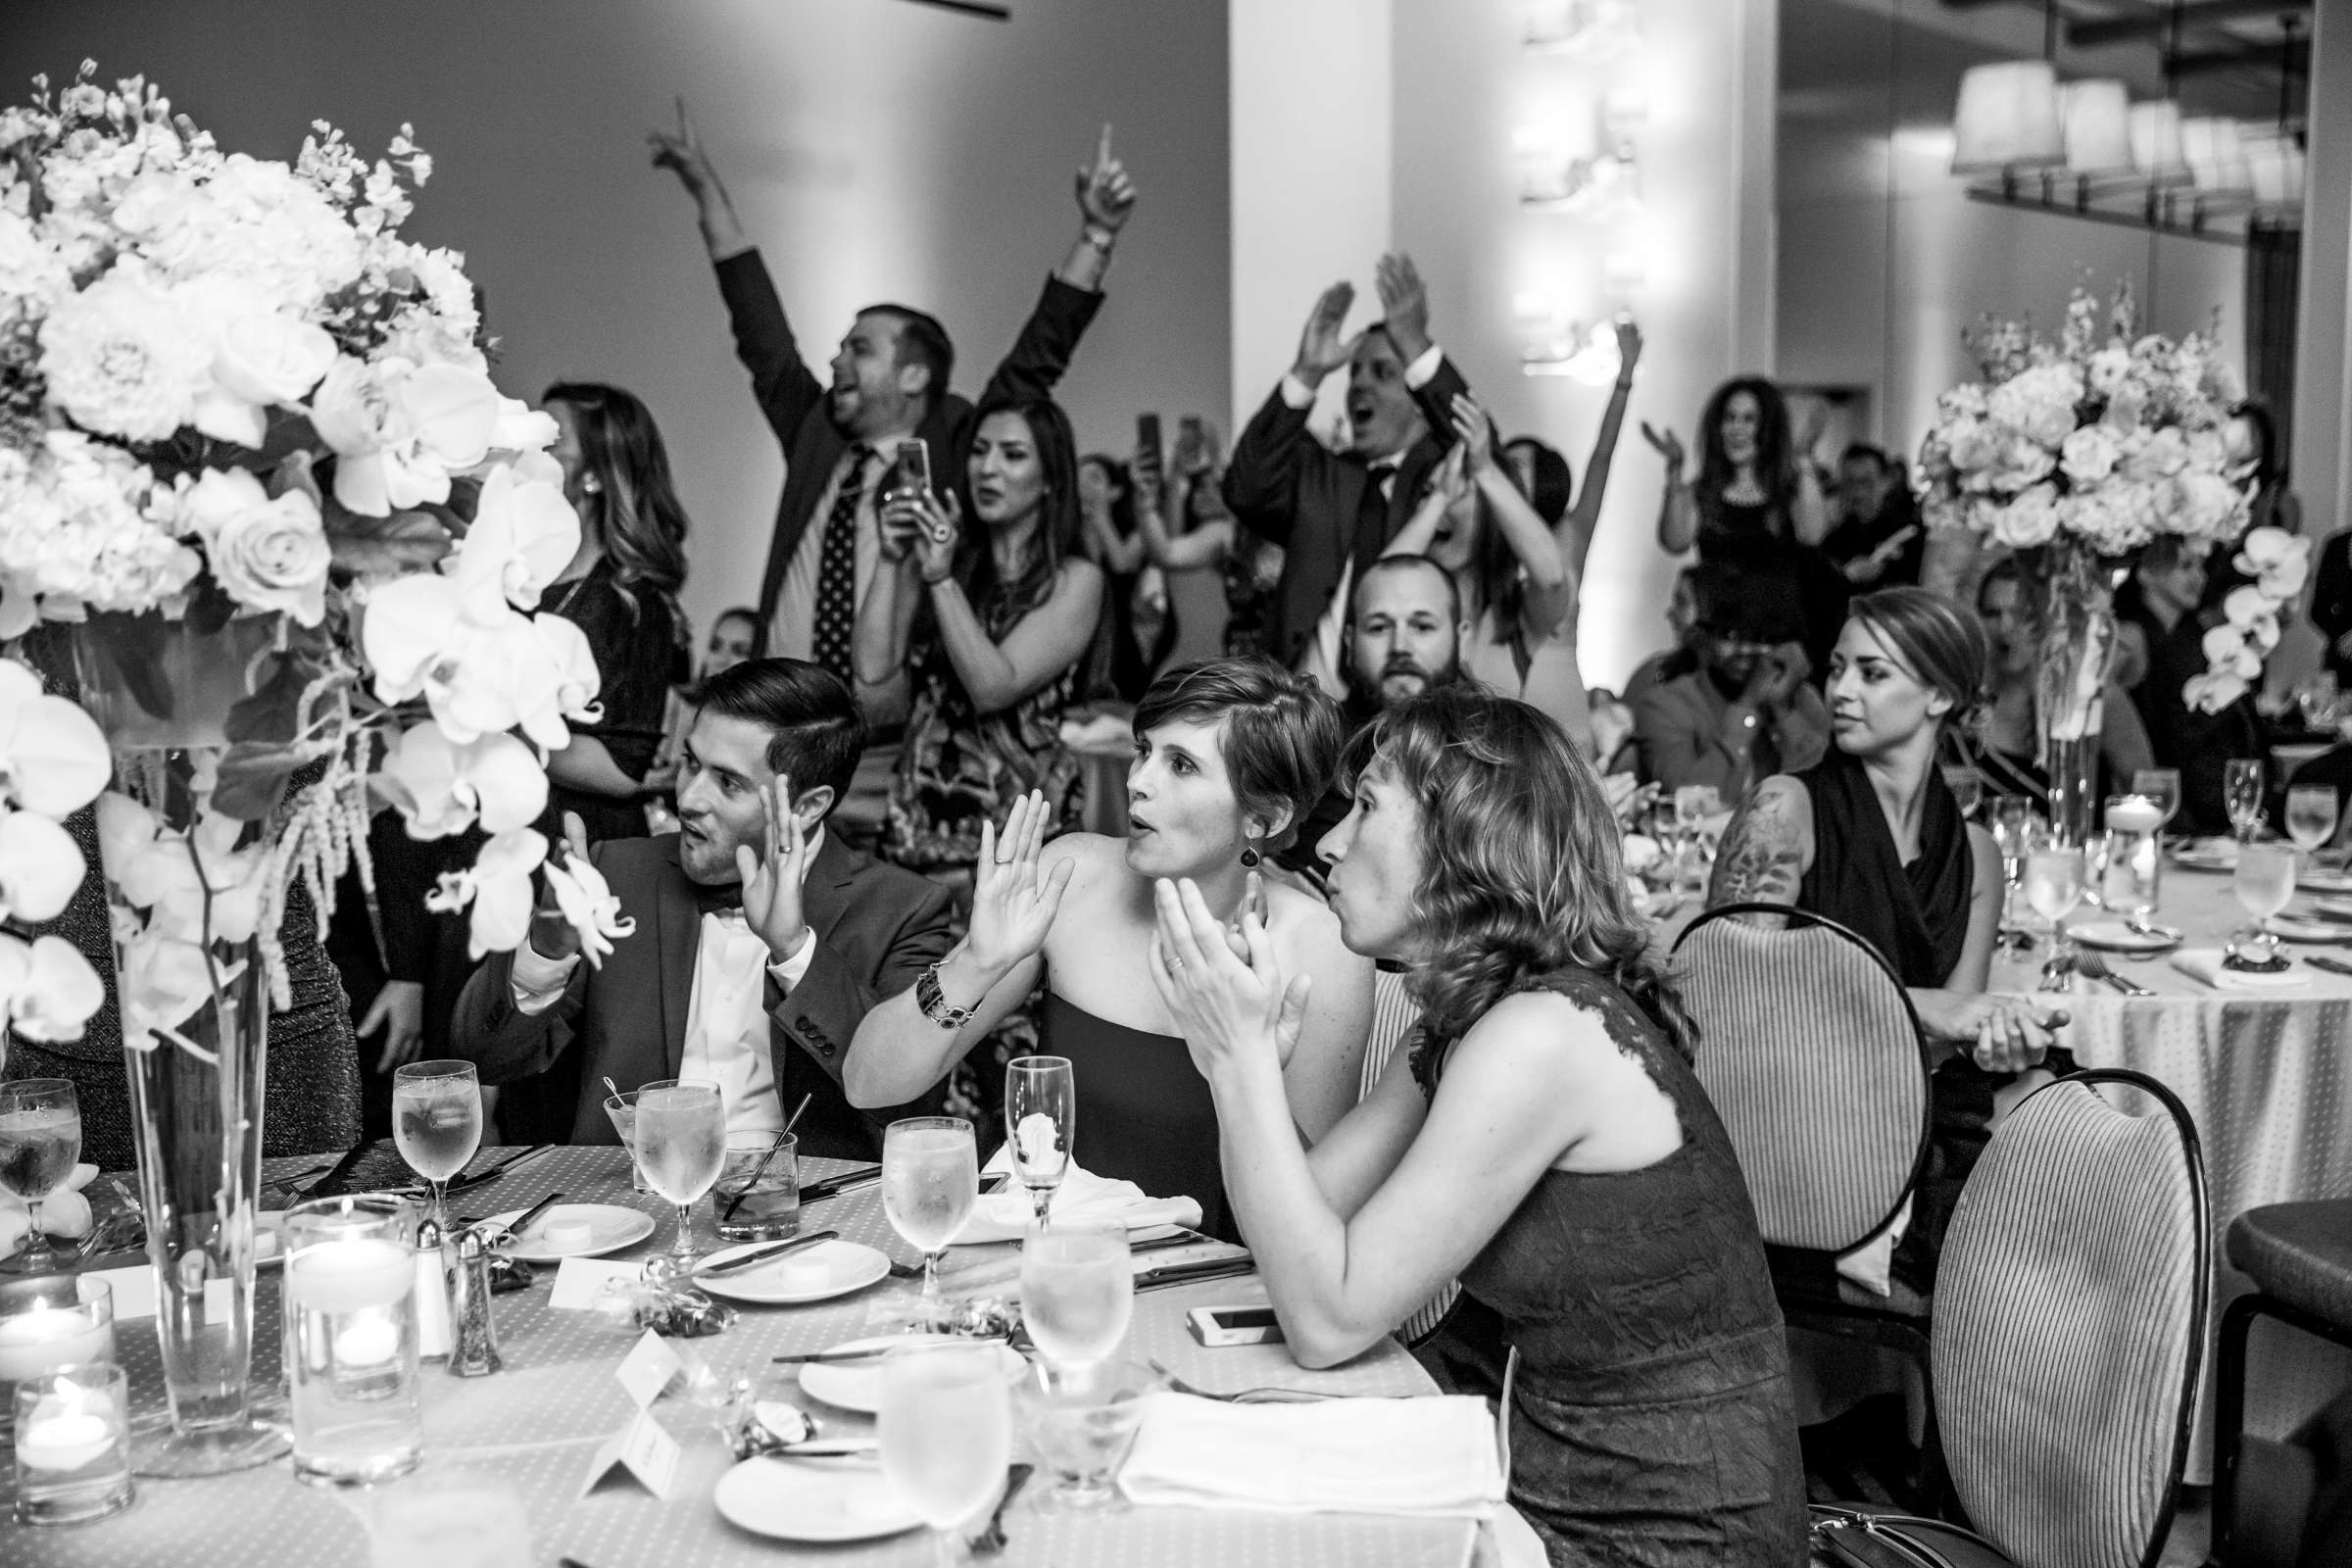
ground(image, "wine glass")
xmin=1004 ymin=1057 xmax=1075 ymax=1229
xmin=0 ymin=1080 xmax=80 ymax=1275
xmin=2225 ymin=759 xmax=2267 ymax=844
xmin=2286 ymin=784 xmax=2340 ymax=857
xmin=391 ymin=1060 xmax=482 ymax=1232
xmin=2132 ymin=768 xmax=2182 ymax=836
xmin=2233 ymin=842 xmax=2297 ymax=966
xmin=2022 ymin=843 xmax=2084 ymax=988
xmin=883 ymin=1117 xmax=978 ymax=1317
xmin=1019 ymin=1222 xmax=1133 ymax=1369
xmin=636 ymin=1080 xmax=725 ymax=1264
xmin=1989 ymin=796 xmax=2037 ymax=951
xmin=879 ymin=1342 xmax=1012 ymax=1566
xmin=1940 ymin=765 xmax=1984 ymax=820
xmin=2294 ymin=671 xmax=2339 ymax=730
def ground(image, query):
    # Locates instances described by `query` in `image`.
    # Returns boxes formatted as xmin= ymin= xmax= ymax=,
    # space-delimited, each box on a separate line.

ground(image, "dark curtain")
xmin=2245 ymin=220 xmax=2302 ymax=467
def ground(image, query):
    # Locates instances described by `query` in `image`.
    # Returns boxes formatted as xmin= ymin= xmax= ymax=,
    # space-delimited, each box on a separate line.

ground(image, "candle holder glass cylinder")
xmin=2102 ymin=794 xmax=2165 ymax=923
xmin=13 ymin=1363 xmax=133 ymax=1525
xmin=283 ymin=1196 xmax=421 ymax=1487
xmin=0 ymin=1276 xmax=116 ymax=1443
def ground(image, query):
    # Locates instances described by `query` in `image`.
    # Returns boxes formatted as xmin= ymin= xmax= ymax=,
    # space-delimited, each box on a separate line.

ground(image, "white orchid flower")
xmin=0 ymin=932 xmax=105 ymax=1044
xmin=360 ymin=571 xmax=466 ymax=705
xmin=2234 ymin=526 xmax=2311 ymax=599
xmin=424 ymin=827 xmax=546 ymax=958
xmin=0 ymin=659 xmax=112 ymax=820
xmin=311 ymin=356 xmax=502 ymax=516
xmin=375 ymin=721 xmax=548 ymax=839
xmin=2200 ymin=623 xmax=2264 ymax=681
xmin=527 ymin=612 xmax=605 ymax=734
xmin=2184 ymin=669 xmax=2249 ymax=715
xmin=116 ymin=926 xmax=236 ymax=1054
xmin=542 ymin=851 xmax=636 ymax=968
xmin=0 ymin=808 xmax=87 ymax=924
xmin=485 ymin=396 xmax=559 ymax=456
xmin=449 ymin=465 xmax=578 ymax=615
xmin=95 ymin=796 xmax=267 ymax=944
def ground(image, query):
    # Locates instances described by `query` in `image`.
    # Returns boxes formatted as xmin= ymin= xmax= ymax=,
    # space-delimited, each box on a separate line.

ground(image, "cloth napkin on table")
xmin=1119 ymin=1391 xmax=1505 ymax=1518
xmin=954 ymin=1147 xmax=1201 ymax=1246
xmin=2168 ymin=949 xmax=2311 ymax=992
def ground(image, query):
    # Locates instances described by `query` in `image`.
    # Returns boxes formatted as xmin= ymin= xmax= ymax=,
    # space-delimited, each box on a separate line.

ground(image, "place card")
xmin=578 ymin=1409 xmax=679 ymax=1501
xmin=614 ymin=1329 xmax=682 ymax=1410
xmin=85 ymin=1266 xmax=156 ymax=1321
xmin=550 ymin=1256 xmax=644 ymax=1311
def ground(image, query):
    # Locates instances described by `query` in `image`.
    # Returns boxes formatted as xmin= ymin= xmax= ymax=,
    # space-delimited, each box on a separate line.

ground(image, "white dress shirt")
xmin=769 ymin=446 xmax=886 ymax=662
xmin=510 ymin=831 xmax=825 ymax=1137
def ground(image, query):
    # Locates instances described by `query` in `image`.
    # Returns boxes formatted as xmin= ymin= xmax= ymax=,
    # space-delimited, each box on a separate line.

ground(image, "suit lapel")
xmin=801 ymin=830 xmax=863 ymax=947
xmin=656 ymin=838 xmax=697 ymax=1076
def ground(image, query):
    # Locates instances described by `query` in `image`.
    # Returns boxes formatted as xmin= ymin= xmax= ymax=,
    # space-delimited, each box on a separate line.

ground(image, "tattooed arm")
xmin=1704 ymin=774 xmax=1813 ymax=919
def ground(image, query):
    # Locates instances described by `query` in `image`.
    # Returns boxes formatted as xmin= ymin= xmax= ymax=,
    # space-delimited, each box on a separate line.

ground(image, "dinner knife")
xmin=2308 ymin=955 xmax=2352 ymax=978
xmin=695 ymin=1228 xmax=839 ymax=1278
xmin=1134 ymin=1255 xmax=1257 ymax=1293
xmin=797 ymin=1165 xmax=883 ymax=1202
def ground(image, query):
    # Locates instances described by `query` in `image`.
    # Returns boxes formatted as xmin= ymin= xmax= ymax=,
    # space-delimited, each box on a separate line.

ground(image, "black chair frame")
xmin=2209 ymin=1291 xmax=2352 ymax=1566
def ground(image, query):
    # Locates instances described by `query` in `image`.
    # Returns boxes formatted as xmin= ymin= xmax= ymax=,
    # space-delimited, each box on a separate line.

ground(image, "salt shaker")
xmin=447 ymin=1230 xmax=503 ymax=1378
xmin=413 ymin=1216 xmax=453 ymax=1362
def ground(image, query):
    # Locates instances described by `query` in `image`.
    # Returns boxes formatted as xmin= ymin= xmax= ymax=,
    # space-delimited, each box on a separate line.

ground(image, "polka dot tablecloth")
xmin=2 ymin=1148 xmax=1476 ymax=1568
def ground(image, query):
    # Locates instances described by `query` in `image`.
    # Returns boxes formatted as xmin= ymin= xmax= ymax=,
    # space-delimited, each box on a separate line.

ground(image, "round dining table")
xmin=0 ymin=1149 xmax=1474 ymax=1568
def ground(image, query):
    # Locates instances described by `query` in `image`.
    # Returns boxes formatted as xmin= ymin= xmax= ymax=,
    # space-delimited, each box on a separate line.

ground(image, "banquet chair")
xmin=1810 ymin=1069 xmax=2208 ymax=1568
xmin=2209 ymin=1197 xmax=2352 ymax=1566
xmin=1361 ymin=966 xmax=1459 ymax=1347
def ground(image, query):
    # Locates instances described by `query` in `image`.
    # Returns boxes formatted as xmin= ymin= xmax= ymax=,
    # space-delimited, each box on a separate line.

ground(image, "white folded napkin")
xmin=955 ymin=1147 xmax=1200 ymax=1246
xmin=1119 ymin=1391 xmax=1505 ymax=1518
xmin=2169 ymin=948 xmax=2310 ymax=992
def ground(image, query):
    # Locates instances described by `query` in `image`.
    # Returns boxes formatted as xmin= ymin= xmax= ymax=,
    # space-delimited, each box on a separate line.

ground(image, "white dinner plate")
xmin=2311 ymin=895 xmax=2352 ymax=917
xmin=2069 ymin=919 xmax=2180 ymax=955
xmin=484 ymin=1203 xmax=655 ymax=1262
xmin=255 ymin=1211 xmax=288 ymax=1269
xmin=712 ymin=1455 xmax=921 ymax=1544
xmin=2170 ymin=839 xmax=2238 ymax=871
xmin=2300 ymin=867 xmax=2352 ymax=895
xmin=2273 ymin=915 xmax=2352 ymax=945
xmin=695 ymin=1239 xmax=891 ymax=1306
xmin=798 ymin=1335 xmax=1029 ymax=1414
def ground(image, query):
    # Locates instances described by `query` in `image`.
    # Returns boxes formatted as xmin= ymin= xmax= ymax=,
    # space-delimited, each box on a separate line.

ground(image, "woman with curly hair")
xmin=1151 ymin=686 xmax=1804 ymax=1565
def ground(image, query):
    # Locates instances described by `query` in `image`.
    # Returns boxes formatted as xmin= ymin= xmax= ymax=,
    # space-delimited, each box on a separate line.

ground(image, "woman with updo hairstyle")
xmin=1148 ymin=685 xmax=1804 ymax=1563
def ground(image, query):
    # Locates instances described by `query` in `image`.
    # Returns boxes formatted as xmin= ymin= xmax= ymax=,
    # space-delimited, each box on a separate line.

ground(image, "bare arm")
xmin=1790 ymin=464 xmax=1831 ymax=546
xmin=1084 ymin=512 xmax=1147 ymax=576
xmin=1704 ymin=773 xmax=1813 ymax=911
xmin=1563 ymin=322 xmax=1642 ymax=578
xmin=1272 ymin=907 xmax=1376 ymax=1142
xmin=1138 ymin=470 xmax=1232 ymax=570
xmin=1643 ymin=421 xmax=1696 ymax=553
xmin=648 ymin=98 xmax=750 ymax=261
xmin=1049 ymin=124 xmax=1137 ymax=293
xmin=544 ymin=734 xmax=645 ymax=799
xmin=926 ymin=561 xmax=1104 ymax=715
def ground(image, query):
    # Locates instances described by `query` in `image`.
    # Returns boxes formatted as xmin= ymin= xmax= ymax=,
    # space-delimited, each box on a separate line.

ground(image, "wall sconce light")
xmin=1515 ymin=127 xmax=1642 ymax=216
xmin=1600 ymin=84 xmax=1649 ymax=159
xmin=1516 ymin=295 xmax=1625 ymax=383
xmin=2058 ymin=79 xmax=2134 ymax=176
xmin=2128 ymin=101 xmax=2190 ymax=186
xmin=1521 ymin=0 xmax=1640 ymax=59
xmin=1601 ymin=245 xmax=1648 ymax=307
xmin=1950 ymin=61 xmax=2063 ymax=174
xmin=2181 ymin=118 xmax=2253 ymax=198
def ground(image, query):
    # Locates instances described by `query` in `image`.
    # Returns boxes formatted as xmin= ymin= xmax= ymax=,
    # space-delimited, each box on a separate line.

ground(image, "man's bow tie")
xmin=691 ymin=881 xmax=744 ymax=917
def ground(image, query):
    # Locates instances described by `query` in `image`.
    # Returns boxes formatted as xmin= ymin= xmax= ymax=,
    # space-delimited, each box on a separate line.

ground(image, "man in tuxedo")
xmin=1222 ymin=253 xmax=1479 ymax=676
xmin=451 ymin=661 xmax=957 ymax=1160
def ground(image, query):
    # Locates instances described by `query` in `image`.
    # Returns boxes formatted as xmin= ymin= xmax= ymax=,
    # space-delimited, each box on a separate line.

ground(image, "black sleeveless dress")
xmin=1035 ymin=993 xmax=1237 ymax=1241
xmin=1450 ymin=970 xmax=1806 ymax=1566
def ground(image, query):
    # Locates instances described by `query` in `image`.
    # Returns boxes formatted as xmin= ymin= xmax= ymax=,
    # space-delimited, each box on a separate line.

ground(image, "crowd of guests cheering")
xmin=10 ymin=107 xmax=2327 ymax=1568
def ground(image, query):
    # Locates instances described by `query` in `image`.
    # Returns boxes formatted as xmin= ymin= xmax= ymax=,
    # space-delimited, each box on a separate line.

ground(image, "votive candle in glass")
xmin=14 ymin=1362 xmax=133 ymax=1525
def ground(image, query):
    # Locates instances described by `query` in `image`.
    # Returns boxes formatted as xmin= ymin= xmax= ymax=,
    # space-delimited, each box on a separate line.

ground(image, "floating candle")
xmin=2107 ymin=795 xmax=2164 ymax=834
xmin=17 ymin=1405 xmax=116 ymax=1472
xmin=0 ymin=1307 xmax=111 ymax=1383
xmin=287 ymin=1236 xmax=412 ymax=1315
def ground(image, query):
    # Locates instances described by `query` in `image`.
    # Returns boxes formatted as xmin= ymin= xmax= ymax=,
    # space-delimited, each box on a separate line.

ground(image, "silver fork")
xmin=2074 ymin=950 xmax=2154 ymax=997
xmin=1146 ymin=1357 xmax=1344 ymax=1404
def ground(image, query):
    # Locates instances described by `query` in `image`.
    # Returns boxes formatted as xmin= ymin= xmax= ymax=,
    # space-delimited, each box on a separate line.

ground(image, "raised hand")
xmin=1292 ymin=281 xmax=1357 ymax=385
xmin=1075 ymin=123 xmax=1138 ymax=233
xmin=891 ymin=487 xmax=962 ymax=584
xmin=648 ymin=96 xmax=717 ymax=194
xmin=358 ymin=979 xmax=424 ymax=1075
xmin=1614 ymin=318 xmax=1644 ymax=377
xmin=965 ymin=791 xmax=1075 ymax=976
xmin=528 ymin=811 xmax=592 ymax=961
xmin=1449 ymin=394 xmax=1495 ymax=473
xmin=1641 ymin=421 xmax=1686 ymax=475
xmin=1149 ymin=877 xmax=1311 ymax=1075
xmin=735 ymin=776 xmax=812 ymax=962
xmin=1374 ymin=252 xmax=1433 ymax=361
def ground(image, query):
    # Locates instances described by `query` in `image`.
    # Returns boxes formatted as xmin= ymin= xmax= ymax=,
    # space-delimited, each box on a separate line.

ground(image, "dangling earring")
xmin=1240 ymin=840 xmax=1261 ymax=868
xmin=581 ymin=474 xmax=603 ymax=494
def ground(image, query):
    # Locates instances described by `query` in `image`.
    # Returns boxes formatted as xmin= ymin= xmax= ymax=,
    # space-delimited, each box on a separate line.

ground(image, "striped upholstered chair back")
xmin=1361 ymin=967 xmax=1459 ymax=1346
xmin=1671 ymin=905 xmax=1931 ymax=1252
xmin=1932 ymin=1070 xmax=2208 ymax=1568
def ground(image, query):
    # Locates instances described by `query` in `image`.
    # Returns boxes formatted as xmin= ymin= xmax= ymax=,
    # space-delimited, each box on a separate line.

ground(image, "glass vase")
xmin=2033 ymin=542 xmax=2120 ymax=855
xmin=71 ymin=612 xmax=291 ymax=1477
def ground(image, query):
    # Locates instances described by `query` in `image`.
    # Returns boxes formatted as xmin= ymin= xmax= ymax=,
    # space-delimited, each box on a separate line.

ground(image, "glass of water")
xmin=2023 ymin=843 xmax=2085 ymax=985
xmin=879 ymin=1341 xmax=1012 ymax=1565
xmin=2225 ymin=759 xmax=2267 ymax=843
xmin=1019 ymin=1357 xmax=1165 ymax=1513
xmin=392 ymin=1060 xmax=481 ymax=1232
xmin=1020 ymin=1221 xmax=1133 ymax=1369
xmin=635 ymin=1081 xmax=725 ymax=1265
xmin=1940 ymin=764 xmax=1984 ymax=819
xmin=713 ymin=1131 xmax=799 ymax=1243
xmin=1989 ymin=796 xmax=2036 ymax=950
xmin=883 ymin=1118 xmax=978 ymax=1314
xmin=2286 ymin=784 xmax=2339 ymax=857
xmin=0 ymin=1079 xmax=80 ymax=1276
xmin=1004 ymin=1056 xmax=1075 ymax=1230
xmin=2102 ymin=795 xmax=2165 ymax=928
xmin=282 ymin=1196 xmax=420 ymax=1487
xmin=2233 ymin=842 xmax=2298 ymax=966
xmin=602 ymin=1082 xmax=663 ymax=1195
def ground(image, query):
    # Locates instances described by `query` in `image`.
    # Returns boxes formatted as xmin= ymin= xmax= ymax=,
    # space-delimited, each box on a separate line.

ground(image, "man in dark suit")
xmin=451 ymin=661 xmax=957 ymax=1161
xmin=1222 ymin=253 xmax=1479 ymax=675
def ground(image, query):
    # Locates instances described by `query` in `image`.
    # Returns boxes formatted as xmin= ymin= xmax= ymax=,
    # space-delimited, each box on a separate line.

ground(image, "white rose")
xmin=178 ymin=468 xmax=332 ymax=625
xmin=1991 ymin=482 xmax=2060 ymax=549
xmin=213 ymin=308 xmax=337 ymax=408
xmin=2124 ymin=426 xmax=2189 ymax=482
xmin=37 ymin=262 xmax=211 ymax=441
xmin=2059 ymin=425 xmax=2122 ymax=486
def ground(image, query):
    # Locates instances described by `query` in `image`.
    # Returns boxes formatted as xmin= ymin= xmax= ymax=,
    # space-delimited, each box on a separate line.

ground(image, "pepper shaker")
xmin=413 ymin=1215 xmax=453 ymax=1362
xmin=447 ymin=1228 xmax=504 ymax=1377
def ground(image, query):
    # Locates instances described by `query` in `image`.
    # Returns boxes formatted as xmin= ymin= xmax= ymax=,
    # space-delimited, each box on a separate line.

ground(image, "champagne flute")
xmin=2022 ymin=843 xmax=2084 ymax=988
xmin=1019 ymin=1221 xmax=1132 ymax=1369
xmin=883 ymin=1118 xmax=978 ymax=1317
xmin=2225 ymin=759 xmax=2267 ymax=844
xmin=2286 ymin=784 xmax=2340 ymax=857
xmin=2132 ymin=768 xmax=2182 ymax=838
xmin=636 ymin=1080 xmax=725 ymax=1264
xmin=879 ymin=1342 xmax=1012 ymax=1566
xmin=1989 ymin=796 xmax=2036 ymax=951
xmin=391 ymin=1060 xmax=482 ymax=1232
xmin=2233 ymin=842 xmax=2297 ymax=966
xmin=1004 ymin=1056 xmax=1075 ymax=1229
xmin=1939 ymin=764 xmax=1984 ymax=820
xmin=0 ymin=1079 xmax=80 ymax=1275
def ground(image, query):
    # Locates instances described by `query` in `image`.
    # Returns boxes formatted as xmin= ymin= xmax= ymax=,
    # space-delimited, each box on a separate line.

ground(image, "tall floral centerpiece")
xmin=0 ymin=67 xmax=632 ymax=1474
xmin=1916 ymin=284 xmax=2305 ymax=849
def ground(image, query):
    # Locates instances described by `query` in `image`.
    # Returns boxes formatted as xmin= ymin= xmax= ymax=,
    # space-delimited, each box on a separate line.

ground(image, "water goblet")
xmin=1940 ymin=765 xmax=1984 ymax=819
xmin=1004 ymin=1056 xmax=1074 ymax=1229
xmin=879 ymin=1341 xmax=1012 ymax=1566
xmin=2131 ymin=768 xmax=2182 ymax=836
xmin=391 ymin=1061 xmax=481 ymax=1233
xmin=1018 ymin=1357 xmax=1164 ymax=1514
xmin=2286 ymin=783 xmax=2339 ymax=857
xmin=884 ymin=1118 xmax=978 ymax=1320
xmin=636 ymin=1080 xmax=725 ymax=1265
xmin=0 ymin=1080 xmax=79 ymax=1276
xmin=1988 ymin=797 xmax=2037 ymax=951
xmin=1019 ymin=1221 xmax=1132 ymax=1369
xmin=2233 ymin=842 xmax=2297 ymax=967
xmin=2022 ymin=843 xmax=2084 ymax=988
xmin=2224 ymin=759 xmax=2267 ymax=844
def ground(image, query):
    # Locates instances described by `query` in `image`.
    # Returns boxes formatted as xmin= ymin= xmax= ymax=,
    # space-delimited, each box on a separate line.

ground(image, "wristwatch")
xmin=915 ymin=962 xmax=973 ymax=1030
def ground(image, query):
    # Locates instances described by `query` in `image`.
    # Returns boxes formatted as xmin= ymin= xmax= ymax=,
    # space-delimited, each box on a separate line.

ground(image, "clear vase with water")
xmin=283 ymin=1196 xmax=422 ymax=1487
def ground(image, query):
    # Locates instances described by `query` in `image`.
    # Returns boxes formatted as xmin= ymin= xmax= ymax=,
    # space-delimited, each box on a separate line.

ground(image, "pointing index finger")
xmin=1096 ymin=122 xmax=1113 ymax=171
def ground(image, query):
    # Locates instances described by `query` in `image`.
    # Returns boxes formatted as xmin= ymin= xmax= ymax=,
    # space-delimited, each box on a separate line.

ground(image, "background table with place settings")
xmin=0 ymin=1148 xmax=1474 ymax=1568
xmin=1999 ymin=859 xmax=2352 ymax=1481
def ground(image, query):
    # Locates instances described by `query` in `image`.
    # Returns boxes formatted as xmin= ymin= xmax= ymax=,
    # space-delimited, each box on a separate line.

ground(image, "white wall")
xmin=1 ymin=0 xmax=1231 ymax=642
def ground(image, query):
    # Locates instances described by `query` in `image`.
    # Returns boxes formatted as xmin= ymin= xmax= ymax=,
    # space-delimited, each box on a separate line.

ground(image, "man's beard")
xmin=1347 ymin=652 xmax=1460 ymax=723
